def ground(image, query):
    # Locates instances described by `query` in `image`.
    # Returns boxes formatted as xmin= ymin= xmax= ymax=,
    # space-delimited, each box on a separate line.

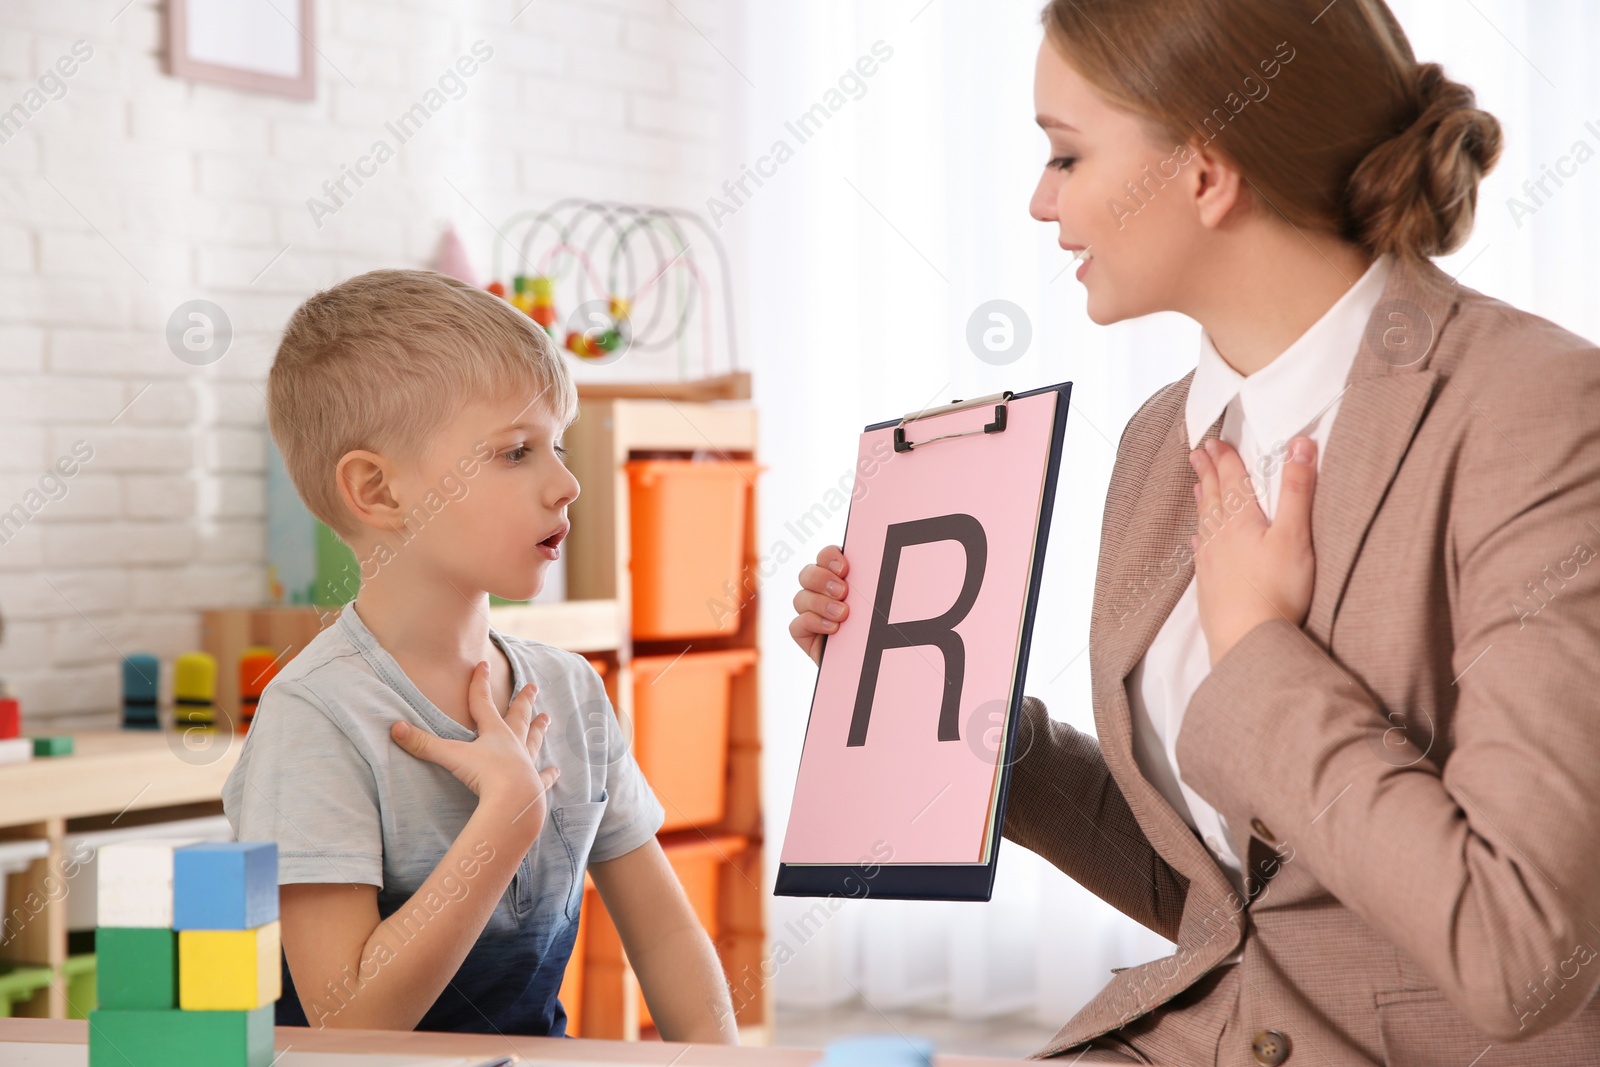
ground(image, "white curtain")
xmin=739 ymin=0 xmax=1600 ymax=1029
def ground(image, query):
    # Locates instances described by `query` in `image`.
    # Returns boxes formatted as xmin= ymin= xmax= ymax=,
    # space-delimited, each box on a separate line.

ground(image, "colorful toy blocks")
xmin=95 ymin=927 xmax=177 ymax=1010
xmin=0 ymin=736 xmax=31 ymax=766
xmin=179 ymin=921 xmax=281 ymax=1010
xmin=173 ymin=842 xmax=278 ymax=930
xmin=89 ymin=1004 xmax=274 ymax=1067
xmin=0 ymin=695 xmax=19 ymax=739
xmin=91 ymin=839 xmax=280 ymax=1067
xmin=97 ymin=839 xmax=201 ymax=928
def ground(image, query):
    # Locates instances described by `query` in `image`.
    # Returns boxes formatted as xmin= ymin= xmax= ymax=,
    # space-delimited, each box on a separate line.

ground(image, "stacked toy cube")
xmin=89 ymin=840 xmax=280 ymax=1067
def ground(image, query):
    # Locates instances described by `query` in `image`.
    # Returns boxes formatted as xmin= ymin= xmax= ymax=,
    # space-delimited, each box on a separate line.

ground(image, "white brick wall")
xmin=0 ymin=0 xmax=746 ymax=726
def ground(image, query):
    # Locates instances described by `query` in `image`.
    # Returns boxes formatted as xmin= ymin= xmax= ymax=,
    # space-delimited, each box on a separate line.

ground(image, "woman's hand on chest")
xmin=1189 ymin=436 xmax=1319 ymax=666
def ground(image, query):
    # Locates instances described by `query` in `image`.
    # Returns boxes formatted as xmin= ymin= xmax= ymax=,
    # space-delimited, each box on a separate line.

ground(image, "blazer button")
xmin=1252 ymin=1029 xmax=1291 ymax=1065
xmin=1250 ymin=818 xmax=1275 ymax=843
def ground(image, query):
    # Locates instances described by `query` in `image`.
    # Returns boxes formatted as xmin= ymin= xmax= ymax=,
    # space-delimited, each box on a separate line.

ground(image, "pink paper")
xmin=781 ymin=390 xmax=1059 ymax=865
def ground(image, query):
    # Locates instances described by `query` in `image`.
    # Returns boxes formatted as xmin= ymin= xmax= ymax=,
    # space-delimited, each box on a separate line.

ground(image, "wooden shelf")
xmin=565 ymin=394 xmax=771 ymax=1043
xmin=488 ymin=599 xmax=624 ymax=653
xmin=0 ymin=731 xmax=239 ymax=827
xmin=575 ymin=371 xmax=751 ymax=402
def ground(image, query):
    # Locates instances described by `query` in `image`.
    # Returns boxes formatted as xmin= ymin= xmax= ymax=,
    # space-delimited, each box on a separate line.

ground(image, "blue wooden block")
xmin=172 ymin=842 xmax=278 ymax=931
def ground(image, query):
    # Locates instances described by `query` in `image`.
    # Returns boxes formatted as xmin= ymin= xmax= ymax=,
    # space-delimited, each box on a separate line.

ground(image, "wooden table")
xmin=0 ymin=1018 xmax=1028 ymax=1065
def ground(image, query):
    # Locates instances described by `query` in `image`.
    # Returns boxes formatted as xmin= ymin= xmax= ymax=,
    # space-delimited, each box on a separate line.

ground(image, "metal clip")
xmin=893 ymin=391 xmax=1013 ymax=453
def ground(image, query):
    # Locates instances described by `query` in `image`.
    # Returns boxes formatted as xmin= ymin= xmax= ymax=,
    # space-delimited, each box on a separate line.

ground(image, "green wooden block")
xmin=89 ymin=1004 xmax=274 ymax=1067
xmin=94 ymin=929 xmax=176 ymax=1010
xmin=31 ymin=735 xmax=73 ymax=757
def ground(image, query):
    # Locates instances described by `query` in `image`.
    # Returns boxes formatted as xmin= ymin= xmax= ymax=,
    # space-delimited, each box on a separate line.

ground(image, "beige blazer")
xmin=1004 ymin=252 xmax=1600 ymax=1065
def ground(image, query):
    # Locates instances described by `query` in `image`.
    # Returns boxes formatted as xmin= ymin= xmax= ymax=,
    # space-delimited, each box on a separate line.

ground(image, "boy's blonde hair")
xmin=267 ymin=269 xmax=577 ymax=539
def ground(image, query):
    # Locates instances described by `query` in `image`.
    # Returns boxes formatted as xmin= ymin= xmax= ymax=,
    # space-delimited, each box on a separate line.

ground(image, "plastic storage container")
xmin=630 ymin=649 xmax=756 ymax=832
xmin=625 ymin=459 xmax=761 ymax=639
xmin=584 ymin=656 xmax=618 ymax=708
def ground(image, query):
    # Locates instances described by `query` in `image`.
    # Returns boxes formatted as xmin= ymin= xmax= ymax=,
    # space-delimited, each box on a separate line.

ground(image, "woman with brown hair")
xmin=790 ymin=0 xmax=1600 ymax=1063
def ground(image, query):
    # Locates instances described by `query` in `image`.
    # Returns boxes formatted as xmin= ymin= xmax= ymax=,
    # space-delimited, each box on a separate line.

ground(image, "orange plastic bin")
xmin=638 ymin=834 xmax=748 ymax=1028
xmin=625 ymin=459 xmax=761 ymax=639
xmin=630 ymin=648 xmax=757 ymax=832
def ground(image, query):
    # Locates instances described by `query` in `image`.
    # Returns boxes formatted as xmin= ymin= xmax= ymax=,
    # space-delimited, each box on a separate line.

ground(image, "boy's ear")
xmin=335 ymin=449 xmax=405 ymax=533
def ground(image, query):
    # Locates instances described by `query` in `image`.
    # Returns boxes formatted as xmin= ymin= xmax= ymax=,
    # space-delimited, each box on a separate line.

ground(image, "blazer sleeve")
xmin=1174 ymin=340 xmax=1600 ymax=1041
xmin=1002 ymin=378 xmax=1195 ymax=943
xmin=1004 ymin=695 xmax=1190 ymax=942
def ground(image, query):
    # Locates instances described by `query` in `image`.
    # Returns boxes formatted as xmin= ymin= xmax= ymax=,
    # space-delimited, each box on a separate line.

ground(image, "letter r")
xmin=847 ymin=513 xmax=987 ymax=746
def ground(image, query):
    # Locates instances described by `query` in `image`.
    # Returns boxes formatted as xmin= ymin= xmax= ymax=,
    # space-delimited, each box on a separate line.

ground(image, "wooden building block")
xmin=31 ymin=735 xmax=72 ymax=757
xmin=95 ymin=927 xmax=177 ymax=1010
xmin=0 ymin=696 xmax=18 ymax=739
xmin=0 ymin=737 xmax=31 ymax=766
xmin=97 ymin=840 xmax=201 ymax=929
xmin=173 ymin=842 xmax=278 ymax=931
xmin=89 ymin=1004 xmax=274 ymax=1067
xmin=236 ymin=648 xmax=278 ymax=734
xmin=121 ymin=654 xmax=160 ymax=730
xmin=173 ymin=652 xmax=217 ymax=730
xmin=178 ymin=920 xmax=281 ymax=1011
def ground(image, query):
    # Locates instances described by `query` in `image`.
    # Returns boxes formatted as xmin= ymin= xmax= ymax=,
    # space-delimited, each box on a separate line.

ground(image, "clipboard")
xmin=774 ymin=380 xmax=1071 ymax=902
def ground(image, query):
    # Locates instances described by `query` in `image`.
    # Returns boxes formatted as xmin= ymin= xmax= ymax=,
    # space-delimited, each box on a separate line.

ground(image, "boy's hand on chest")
xmin=390 ymin=659 xmax=561 ymax=845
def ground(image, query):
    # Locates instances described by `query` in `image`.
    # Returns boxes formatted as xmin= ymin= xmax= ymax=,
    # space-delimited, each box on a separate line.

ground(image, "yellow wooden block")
xmin=178 ymin=920 xmax=281 ymax=1011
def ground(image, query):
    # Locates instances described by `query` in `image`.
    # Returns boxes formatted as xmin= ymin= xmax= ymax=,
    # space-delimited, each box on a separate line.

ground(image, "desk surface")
xmin=0 ymin=1018 xmax=1027 ymax=1065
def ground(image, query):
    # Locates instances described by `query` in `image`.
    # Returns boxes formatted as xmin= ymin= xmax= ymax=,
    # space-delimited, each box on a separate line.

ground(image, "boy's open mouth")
xmin=538 ymin=522 xmax=569 ymax=550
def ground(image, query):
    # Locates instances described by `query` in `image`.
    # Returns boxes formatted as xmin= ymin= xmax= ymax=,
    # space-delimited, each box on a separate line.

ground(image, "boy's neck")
xmin=350 ymin=570 xmax=499 ymax=672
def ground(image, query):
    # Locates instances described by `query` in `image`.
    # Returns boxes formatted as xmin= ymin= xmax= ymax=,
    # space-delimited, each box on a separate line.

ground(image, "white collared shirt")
xmin=1127 ymin=253 xmax=1395 ymax=897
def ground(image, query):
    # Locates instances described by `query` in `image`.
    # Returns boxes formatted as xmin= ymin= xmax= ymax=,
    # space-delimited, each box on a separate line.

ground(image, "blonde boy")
xmin=223 ymin=270 xmax=737 ymax=1040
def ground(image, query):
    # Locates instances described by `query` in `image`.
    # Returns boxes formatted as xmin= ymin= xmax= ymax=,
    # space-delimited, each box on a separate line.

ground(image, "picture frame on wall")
xmin=165 ymin=0 xmax=316 ymax=100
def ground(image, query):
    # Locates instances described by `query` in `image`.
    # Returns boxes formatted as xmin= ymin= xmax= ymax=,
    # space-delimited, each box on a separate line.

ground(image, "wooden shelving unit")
xmin=537 ymin=385 xmax=769 ymax=1045
xmin=0 ymin=732 xmax=241 ymax=1019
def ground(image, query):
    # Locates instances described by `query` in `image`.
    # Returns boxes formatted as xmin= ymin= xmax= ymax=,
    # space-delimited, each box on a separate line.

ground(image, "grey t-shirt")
xmin=222 ymin=600 xmax=663 ymax=1034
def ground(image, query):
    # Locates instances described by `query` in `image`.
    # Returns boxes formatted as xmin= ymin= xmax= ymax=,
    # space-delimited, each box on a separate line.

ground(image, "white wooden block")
xmin=0 ymin=738 xmax=32 ymax=765
xmin=96 ymin=838 xmax=201 ymax=928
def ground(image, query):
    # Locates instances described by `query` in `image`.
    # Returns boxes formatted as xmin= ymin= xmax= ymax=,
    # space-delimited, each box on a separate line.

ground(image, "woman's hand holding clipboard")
xmin=790 ymin=544 xmax=852 ymax=666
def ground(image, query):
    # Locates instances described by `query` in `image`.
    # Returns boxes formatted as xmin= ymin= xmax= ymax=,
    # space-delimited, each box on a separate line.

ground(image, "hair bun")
xmin=1343 ymin=62 xmax=1503 ymax=259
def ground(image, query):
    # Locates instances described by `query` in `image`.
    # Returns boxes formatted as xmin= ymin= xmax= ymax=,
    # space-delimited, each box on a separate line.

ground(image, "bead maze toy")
xmin=483 ymin=199 xmax=740 ymax=379
xmin=89 ymin=840 xmax=280 ymax=1067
